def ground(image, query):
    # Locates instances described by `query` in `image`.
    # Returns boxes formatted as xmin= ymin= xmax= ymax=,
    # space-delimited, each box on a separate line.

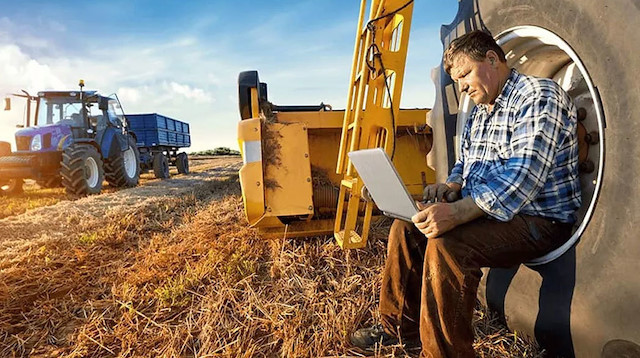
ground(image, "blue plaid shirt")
xmin=446 ymin=69 xmax=581 ymax=223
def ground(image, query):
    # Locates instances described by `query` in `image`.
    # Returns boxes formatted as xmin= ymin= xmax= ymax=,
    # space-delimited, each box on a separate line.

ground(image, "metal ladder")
xmin=334 ymin=0 xmax=416 ymax=248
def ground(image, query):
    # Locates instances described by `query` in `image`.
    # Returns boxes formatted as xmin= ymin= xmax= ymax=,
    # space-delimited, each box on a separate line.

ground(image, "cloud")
xmin=168 ymin=82 xmax=213 ymax=103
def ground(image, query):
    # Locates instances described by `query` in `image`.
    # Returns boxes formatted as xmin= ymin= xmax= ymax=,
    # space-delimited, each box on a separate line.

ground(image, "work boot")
xmin=350 ymin=324 xmax=419 ymax=352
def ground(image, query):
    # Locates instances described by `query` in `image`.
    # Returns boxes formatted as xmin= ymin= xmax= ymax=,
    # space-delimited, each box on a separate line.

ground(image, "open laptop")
xmin=348 ymin=148 xmax=419 ymax=222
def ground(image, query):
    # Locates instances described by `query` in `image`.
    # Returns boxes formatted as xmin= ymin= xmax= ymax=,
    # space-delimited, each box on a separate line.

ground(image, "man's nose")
xmin=460 ymin=82 xmax=469 ymax=93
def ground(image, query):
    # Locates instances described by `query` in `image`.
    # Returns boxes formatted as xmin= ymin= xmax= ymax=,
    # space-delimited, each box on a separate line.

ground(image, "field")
xmin=0 ymin=157 xmax=543 ymax=357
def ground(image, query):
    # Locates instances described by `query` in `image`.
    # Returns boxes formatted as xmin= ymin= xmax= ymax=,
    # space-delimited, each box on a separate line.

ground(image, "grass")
xmin=0 ymin=162 xmax=545 ymax=357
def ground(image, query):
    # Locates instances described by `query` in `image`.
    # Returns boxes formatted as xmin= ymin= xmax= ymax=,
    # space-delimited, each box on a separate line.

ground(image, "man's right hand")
xmin=423 ymin=183 xmax=461 ymax=203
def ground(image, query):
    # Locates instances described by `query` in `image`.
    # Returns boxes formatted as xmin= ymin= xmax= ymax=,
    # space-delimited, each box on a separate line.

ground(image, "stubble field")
xmin=0 ymin=156 xmax=542 ymax=357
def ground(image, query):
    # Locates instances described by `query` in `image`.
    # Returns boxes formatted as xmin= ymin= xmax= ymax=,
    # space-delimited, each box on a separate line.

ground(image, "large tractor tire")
xmin=176 ymin=152 xmax=189 ymax=174
xmin=60 ymin=144 xmax=104 ymax=196
xmin=1 ymin=179 xmax=24 ymax=196
xmin=105 ymin=136 xmax=140 ymax=187
xmin=152 ymin=153 xmax=170 ymax=179
xmin=433 ymin=1 xmax=640 ymax=356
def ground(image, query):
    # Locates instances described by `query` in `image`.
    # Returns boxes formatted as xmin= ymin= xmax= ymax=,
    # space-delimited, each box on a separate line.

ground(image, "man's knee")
xmin=425 ymin=234 xmax=469 ymax=269
xmin=388 ymin=219 xmax=419 ymax=254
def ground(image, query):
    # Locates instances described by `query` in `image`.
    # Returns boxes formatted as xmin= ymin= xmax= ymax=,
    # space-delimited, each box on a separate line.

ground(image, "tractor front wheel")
xmin=152 ymin=153 xmax=170 ymax=179
xmin=61 ymin=144 xmax=104 ymax=196
xmin=1 ymin=179 xmax=24 ymax=196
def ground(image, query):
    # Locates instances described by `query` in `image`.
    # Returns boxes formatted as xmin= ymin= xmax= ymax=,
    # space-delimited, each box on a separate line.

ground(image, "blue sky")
xmin=0 ymin=1 xmax=458 ymax=151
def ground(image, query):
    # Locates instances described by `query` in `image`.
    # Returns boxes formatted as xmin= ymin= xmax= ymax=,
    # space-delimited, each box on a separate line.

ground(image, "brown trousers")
xmin=379 ymin=215 xmax=572 ymax=358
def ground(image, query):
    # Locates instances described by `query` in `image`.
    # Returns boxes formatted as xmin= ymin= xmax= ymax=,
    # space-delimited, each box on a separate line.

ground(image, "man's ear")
xmin=486 ymin=50 xmax=499 ymax=67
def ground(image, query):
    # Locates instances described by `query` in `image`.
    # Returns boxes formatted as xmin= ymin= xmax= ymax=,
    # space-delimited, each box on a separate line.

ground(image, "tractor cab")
xmin=12 ymin=90 xmax=126 ymax=154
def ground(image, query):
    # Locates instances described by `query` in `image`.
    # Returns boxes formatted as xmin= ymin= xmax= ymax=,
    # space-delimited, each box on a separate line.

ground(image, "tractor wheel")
xmin=37 ymin=177 xmax=62 ymax=188
xmin=0 ymin=141 xmax=10 ymax=157
xmin=176 ymin=152 xmax=189 ymax=174
xmin=61 ymin=144 xmax=104 ymax=196
xmin=152 ymin=153 xmax=170 ymax=179
xmin=105 ymin=136 xmax=140 ymax=187
xmin=1 ymin=179 xmax=24 ymax=196
xmin=438 ymin=1 xmax=640 ymax=356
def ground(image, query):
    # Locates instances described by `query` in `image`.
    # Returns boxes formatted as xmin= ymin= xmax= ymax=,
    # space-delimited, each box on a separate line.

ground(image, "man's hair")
xmin=443 ymin=30 xmax=507 ymax=75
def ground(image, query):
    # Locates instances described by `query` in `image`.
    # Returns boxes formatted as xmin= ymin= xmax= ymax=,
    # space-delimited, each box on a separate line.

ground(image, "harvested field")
xmin=0 ymin=157 xmax=543 ymax=357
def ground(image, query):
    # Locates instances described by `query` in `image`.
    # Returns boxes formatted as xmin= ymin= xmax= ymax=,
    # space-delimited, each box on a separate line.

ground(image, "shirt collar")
xmin=477 ymin=68 xmax=519 ymax=113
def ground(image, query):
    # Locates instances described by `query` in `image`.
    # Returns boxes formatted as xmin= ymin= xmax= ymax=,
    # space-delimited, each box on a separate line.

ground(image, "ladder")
xmin=334 ymin=0 xmax=416 ymax=248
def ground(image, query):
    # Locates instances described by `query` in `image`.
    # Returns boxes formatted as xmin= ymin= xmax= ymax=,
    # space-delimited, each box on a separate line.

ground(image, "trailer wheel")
xmin=153 ymin=153 xmax=170 ymax=179
xmin=105 ymin=136 xmax=140 ymax=187
xmin=440 ymin=0 xmax=640 ymax=356
xmin=176 ymin=153 xmax=189 ymax=174
xmin=1 ymin=179 xmax=24 ymax=196
xmin=61 ymin=144 xmax=104 ymax=196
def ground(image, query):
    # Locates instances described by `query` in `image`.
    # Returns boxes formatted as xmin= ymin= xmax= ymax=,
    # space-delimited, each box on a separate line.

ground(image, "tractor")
xmin=0 ymin=80 xmax=140 ymax=196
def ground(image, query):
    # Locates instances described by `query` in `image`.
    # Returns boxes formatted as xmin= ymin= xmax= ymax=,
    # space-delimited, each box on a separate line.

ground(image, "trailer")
xmin=126 ymin=113 xmax=191 ymax=179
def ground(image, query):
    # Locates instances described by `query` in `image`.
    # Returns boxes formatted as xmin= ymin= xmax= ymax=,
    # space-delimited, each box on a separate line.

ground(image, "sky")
xmin=0 ymin=1 xmax=458 ymax=152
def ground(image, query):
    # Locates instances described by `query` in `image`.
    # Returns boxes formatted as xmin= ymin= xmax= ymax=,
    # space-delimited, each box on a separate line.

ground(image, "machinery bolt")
xmin=304 ymin=153 xmax=309 ymax=158
xmin=267 ymin=207 xmax=272 ymax=212
xmin=256 ymin=181 xmax=261 ymax=186
xmin=579 ymin=160 xmax=595 ymax=174
xmin=308 ymin=205 xmax=313 ymax=211
xmin=584 ymin=131 xmax=600 ymax=145
xmin=577 ymin=107 xmax=587 ymax=121
xmin=307 ymin=177 xmax=311 ymax=182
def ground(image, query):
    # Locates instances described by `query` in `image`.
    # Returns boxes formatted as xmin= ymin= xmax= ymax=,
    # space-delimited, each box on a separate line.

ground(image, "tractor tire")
xmin=0 ymin=141 xmax=10 ymax=157
xmin=60 ymin=144 xmax=104 ymax=196
xmin=152 ymin=153 xmax=170 ymax=179
xmin=437 ymin=1 xmax=640 ymax=356
xmin=105 ymin=136 xmax=140 ymax=187
xmin=1 ymin=179 xmax=24 ymax=196
xmin=176 ymin=152 xmax=189 ymax=174
xmin=37 ymin=177 xmax=62 ymax=188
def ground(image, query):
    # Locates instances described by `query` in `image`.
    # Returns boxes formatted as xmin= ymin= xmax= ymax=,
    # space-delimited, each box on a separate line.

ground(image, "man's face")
xmin=449 ymin=53 xmax=501 ymax=105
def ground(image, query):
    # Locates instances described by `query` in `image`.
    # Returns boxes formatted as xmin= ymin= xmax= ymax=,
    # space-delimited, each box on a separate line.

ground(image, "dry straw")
xmin=0 ymin=158 xmax=543 ymax=357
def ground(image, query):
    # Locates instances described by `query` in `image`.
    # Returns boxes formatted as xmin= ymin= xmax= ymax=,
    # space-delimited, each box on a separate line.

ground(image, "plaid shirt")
xmin=446 ymin=69 xmax=581 ymax=223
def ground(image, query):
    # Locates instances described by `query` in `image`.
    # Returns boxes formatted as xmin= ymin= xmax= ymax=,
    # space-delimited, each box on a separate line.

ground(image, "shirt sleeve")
xmin=470 ymin=93 xmax=569 ymax=221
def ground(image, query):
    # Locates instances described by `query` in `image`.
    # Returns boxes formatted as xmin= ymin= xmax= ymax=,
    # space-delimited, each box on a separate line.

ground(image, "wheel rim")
xmin=456 ymin=26 xmax=605 ymax=265
xmin=123 ymin=147 xmax=137 ymax=178
xmin=85 ymin=157 xmax=100 ymax=188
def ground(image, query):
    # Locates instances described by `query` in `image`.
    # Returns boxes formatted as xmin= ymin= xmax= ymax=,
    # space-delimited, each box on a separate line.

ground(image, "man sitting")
xmin=350 ymin=30 xmax=581 ymax=358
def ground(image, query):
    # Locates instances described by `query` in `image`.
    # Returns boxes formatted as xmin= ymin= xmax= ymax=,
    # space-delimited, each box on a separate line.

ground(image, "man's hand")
xmin=412 ymin=202 xmax=458 ymax=239
xmin=412 ymin=197 xmax=486 ymax=239
xmin=423 ymin=182 xmax=461 ymax=203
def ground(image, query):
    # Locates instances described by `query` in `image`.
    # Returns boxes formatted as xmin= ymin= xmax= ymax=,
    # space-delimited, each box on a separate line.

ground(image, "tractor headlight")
xmin=30 ymin=134 xmax=42 ymax=151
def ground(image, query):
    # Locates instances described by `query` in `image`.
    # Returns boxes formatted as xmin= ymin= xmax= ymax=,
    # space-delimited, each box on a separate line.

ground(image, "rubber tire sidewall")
xmin=153 ymin=153 xmax=170 ymax=179
xmin=476 ymin=0 xmax=640 ymax=355
xmin=176 ymin=153 xmax=189 ymax=174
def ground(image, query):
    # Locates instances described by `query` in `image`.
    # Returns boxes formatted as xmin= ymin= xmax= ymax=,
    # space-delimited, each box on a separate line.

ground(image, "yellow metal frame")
xmin=334 ymin=0 xmax=416 ymax=248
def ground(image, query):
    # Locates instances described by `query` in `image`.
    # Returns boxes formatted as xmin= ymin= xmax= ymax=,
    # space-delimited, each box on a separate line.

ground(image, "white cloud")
xmin=168 ymin=82 xmax=213 ymax=103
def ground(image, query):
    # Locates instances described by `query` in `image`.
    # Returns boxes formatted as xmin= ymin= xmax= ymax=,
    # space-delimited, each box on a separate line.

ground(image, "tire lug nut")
xmin=579 ymin=160 xmax=595 ymax=174
xmin=577 ymin=107 xmax=587 ymax=121
xmin=584 ymin=131 xmax=599 ymax=145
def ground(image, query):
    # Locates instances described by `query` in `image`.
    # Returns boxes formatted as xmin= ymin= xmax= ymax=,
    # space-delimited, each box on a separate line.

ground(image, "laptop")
xmin=347 ymin=148 xmax=419 ymax=222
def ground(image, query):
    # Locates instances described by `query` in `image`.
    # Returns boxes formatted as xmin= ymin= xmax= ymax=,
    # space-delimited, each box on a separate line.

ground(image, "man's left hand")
xmin=412 ymin=202 xmax=459 ymax=239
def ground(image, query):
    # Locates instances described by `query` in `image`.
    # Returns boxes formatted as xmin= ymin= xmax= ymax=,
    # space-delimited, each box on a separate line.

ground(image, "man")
xmin=350 ymin=30 xmax=581 ymax=357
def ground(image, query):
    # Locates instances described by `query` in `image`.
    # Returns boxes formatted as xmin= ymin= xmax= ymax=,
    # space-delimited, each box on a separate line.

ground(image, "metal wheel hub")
xmin=123 ymin=146 xmax=137 ymax=178
xmin=85 ymin=157 xmax=99 ymax=188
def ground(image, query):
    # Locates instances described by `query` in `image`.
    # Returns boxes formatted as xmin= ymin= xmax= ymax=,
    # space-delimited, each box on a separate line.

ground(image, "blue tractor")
xmin=0 ymin=81 xmax=140 ymax=196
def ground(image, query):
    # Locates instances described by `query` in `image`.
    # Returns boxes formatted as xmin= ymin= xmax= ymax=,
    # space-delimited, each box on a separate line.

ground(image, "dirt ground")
xmin=0 ymin=156 xmax=543 ymax=357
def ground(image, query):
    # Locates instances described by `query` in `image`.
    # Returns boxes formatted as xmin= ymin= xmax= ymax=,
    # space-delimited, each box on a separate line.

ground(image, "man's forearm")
xmin=451 ymin=196 xmax=485 ymax=225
